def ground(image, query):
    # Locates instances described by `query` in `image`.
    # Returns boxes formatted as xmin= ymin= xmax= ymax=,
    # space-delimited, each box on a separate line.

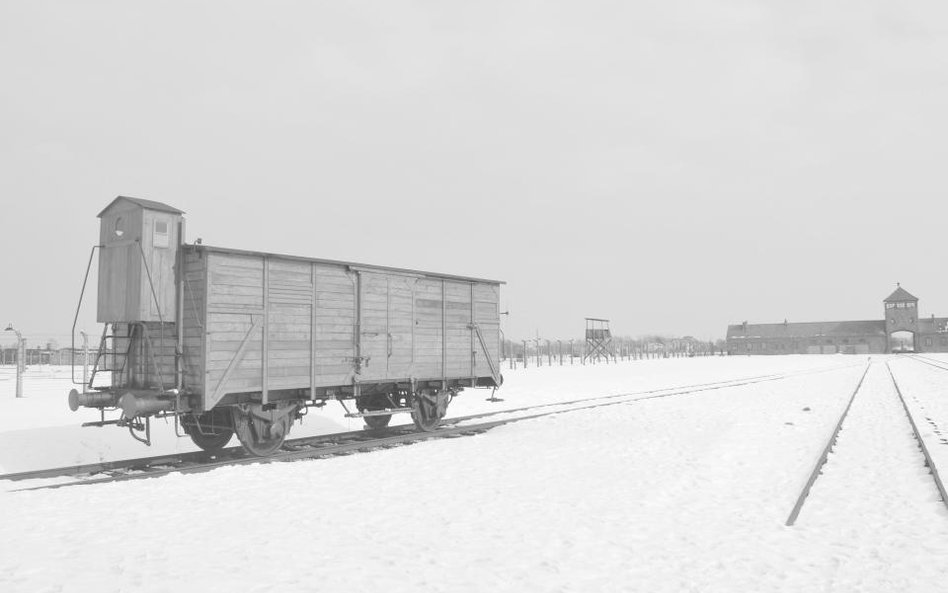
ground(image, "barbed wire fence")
xmin=501 ymin=336 xmax=726 ymax=369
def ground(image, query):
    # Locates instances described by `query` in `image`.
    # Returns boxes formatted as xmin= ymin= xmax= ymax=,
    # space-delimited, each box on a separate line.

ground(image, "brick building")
xmin=726 ymin=286 xmax=948 ymax=355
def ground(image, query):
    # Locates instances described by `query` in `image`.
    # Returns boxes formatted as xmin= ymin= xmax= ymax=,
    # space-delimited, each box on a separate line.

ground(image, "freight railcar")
xmin=69 ymin=197 xmax=504 ymax=455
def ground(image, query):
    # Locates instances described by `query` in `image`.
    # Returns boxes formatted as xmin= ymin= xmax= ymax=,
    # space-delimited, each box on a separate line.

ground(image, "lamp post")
xmin=4 ymin=324 xmax=25 ymax=398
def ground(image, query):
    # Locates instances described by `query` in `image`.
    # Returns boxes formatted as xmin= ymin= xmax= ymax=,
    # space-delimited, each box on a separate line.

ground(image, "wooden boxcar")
xmin=70 ymin=197 xmax=504 ymax=454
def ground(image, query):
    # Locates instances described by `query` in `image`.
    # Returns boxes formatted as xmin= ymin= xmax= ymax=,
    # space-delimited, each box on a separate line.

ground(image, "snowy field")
xmin=2 ymin=355 xmax=948 ymax=592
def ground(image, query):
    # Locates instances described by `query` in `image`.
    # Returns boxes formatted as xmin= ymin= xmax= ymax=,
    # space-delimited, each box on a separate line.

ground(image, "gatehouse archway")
xmin=889 ymin=330 xmax=915 ymax=353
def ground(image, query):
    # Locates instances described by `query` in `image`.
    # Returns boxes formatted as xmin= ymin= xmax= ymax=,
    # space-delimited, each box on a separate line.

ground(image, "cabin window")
xmin=925 ymin=337 xmax=933 ymax=346
xmin=112 ymin=216 xmax=125 ymax=240
xmin=154 ymin=220 xmax=170 ymax=248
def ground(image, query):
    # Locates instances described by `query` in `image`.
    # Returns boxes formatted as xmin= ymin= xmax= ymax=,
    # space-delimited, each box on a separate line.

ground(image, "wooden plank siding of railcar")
xmin=266 ymin=259 xmax=314 ymax=394
xmin=197 ymin=246 xmax=500 ymax=411
xmin=204 ymin=253 xmax=266 ymax=408
xmin=181 ymin=249 xmax=206 ymax=395
xmin=201 ymin=252 xmax=359 ymax=409
xmin=313 ymin=263 xmax=357 ymax=385
xmin=139 ymin=321 xmax=176 ymax=390
xmin=473 ymin=283 xmax=500 ymax=378
xmin=412 ymin=278 xmax=444 ymax=379
xmin=443 ymin=280 xmax=474 ymax=378
xmin=388 ymin=275 xmax=415 ymax=377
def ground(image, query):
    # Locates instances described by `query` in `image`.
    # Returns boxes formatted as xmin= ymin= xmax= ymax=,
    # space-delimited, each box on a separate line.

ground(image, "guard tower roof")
xmin=883 ymin=285 xmax=918 ymax=303
xmin=98 ymin=196 xmax=185 ymax=218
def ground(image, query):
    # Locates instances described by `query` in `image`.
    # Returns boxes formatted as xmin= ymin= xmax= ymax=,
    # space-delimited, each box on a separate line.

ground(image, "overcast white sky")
xmin=2 ymin=1 xmax=948 ymax=346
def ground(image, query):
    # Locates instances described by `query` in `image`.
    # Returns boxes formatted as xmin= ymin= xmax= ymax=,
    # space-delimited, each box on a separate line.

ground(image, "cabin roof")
xmin=98 ymin=196 xmax=185 ymax=217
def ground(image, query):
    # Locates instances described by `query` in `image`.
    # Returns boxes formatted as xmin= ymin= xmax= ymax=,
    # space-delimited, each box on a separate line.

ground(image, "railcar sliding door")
xmin=357 ymin=271 xmax=417 ymax=382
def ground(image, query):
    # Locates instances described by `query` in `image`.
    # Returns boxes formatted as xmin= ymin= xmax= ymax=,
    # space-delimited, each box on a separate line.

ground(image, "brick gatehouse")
xmin=726 ymin=286 xmax=948 ymax=355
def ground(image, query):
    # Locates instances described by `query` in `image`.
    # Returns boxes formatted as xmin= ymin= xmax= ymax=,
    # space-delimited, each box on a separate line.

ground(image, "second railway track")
xmin=786 ymin=359 xmax=948 ymax=526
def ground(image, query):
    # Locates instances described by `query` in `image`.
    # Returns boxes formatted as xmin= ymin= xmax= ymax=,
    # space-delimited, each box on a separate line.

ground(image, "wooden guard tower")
xmin=583 ymin=318 xmax=616 ymax=364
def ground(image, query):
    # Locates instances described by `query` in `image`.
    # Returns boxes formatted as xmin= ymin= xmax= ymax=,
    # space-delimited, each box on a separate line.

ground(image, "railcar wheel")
xmin=188 ymin=427 xmax=234 ymax=452
xmin=358 ymin=393 xmax=395 ymax=430
xmin=232 ymin=404 xmax=296 ymax=456
xmin=364 ymin=414 xmax=392 ymax=430
xmin=182 ymin=412 xmax=234 ymax=453
xmin=411 ymin=388 xmax=450 ymax=432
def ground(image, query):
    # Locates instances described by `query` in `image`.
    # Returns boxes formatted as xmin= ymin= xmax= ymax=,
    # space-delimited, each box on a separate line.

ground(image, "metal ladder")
xmin=88 ymin=322 xmax=132 ymax=390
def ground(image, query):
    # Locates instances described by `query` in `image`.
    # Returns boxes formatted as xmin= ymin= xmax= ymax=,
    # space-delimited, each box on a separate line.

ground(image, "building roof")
xmin=917 ymin=317 xmax=948 ymax=334
xmin=726 ymin=320 xmax=886 ymax=340
xmin=884 ymin=285 xmax=918 ymax=302
xmin=98 ymin=196 xmax=184 ymax=217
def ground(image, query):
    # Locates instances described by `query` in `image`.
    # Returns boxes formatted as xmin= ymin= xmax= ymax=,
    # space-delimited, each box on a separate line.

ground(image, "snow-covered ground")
xmin=2 ymin=355 xmax=948 ymax=592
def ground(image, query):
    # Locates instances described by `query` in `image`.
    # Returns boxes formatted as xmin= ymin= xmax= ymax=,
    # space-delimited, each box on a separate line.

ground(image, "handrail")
xmin=71 ymin=245 xmax=100 ymax=386
xmin=471 ymin=322 xmax=502 ymax=386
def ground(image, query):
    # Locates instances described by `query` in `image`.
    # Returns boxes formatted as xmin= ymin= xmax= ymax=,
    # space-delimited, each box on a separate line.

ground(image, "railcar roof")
xmin=187 ymin=243 xmax=505 ymax=285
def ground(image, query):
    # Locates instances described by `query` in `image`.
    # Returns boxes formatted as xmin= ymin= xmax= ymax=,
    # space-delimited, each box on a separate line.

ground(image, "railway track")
xmin=906 ymin=353 xmax=948 ymax=372
xmin=899 ymin=354 xmax=948 ymax=447
xmin=785 ymin=359 xmax=948 ymax=526
xmin=2 ymin=363 xmax=861 ymax=492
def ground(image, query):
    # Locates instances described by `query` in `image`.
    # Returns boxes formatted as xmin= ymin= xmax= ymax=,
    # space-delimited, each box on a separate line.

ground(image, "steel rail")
xmin=4 ymin=362 xmax=863 ymax=491
xmin=0 ymin=372 xmax=791 ymax=485
xmin=11 ymin=375 xmax=829 ymax=493
xmin=907 ymin=354 xmax=948 ymax=372
xmin=886 ymin=362 xmax=948 ymax=512
xmin=785 ymin=362 xmax=871 ymax=526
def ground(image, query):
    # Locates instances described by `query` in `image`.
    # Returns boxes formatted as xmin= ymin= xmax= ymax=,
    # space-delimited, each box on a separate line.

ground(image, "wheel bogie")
xmin=181 ymin=411 xmax=235 ymax=453
xmin=363 ymin=414 xmax=392 ymax=429
xmin=411 ymin=388 xmax=451 ymax=431
xmin=232 ymin=403 xmax=298 ymax=456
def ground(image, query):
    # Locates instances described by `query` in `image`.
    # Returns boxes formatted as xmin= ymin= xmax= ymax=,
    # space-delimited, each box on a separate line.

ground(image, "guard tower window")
xmin=886 ymin=303 xmax=895 ymax=309
xmin=906 ymin=302 xmax=916 ymax=308
xmin=154 ymin=220 xmax=170 ymax=248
